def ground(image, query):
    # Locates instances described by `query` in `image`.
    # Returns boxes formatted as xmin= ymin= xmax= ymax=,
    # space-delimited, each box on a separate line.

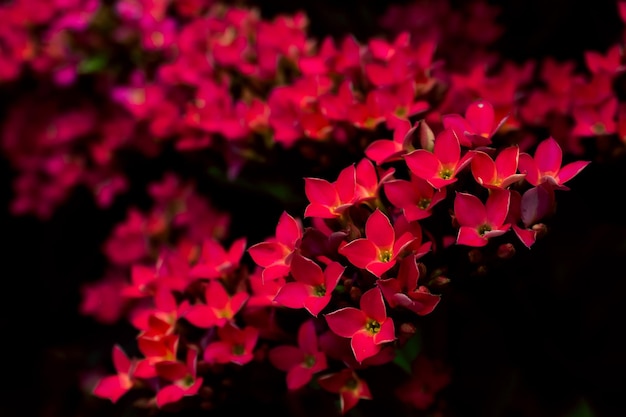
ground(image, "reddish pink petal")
xmin=268 ymin=345 xmax=304 ymax=371
xmin=339 ymin=239 xmax=378 ymax=269
xmin=304 ymin=178 xmax=338 ymax=207
xmin=298 ymin=319 xmax=319 ymax=353
xmin=335 ymin=164 xmax=357 ymax=203
xmin=112 ymin=345 xmax=131 ymax=374
xmin=454 ymin=192 xmax=486 ymax=227
xmin=404 ymin=150 xmax=439 ymax=183
xmin=534 ymin=137 xmax=562 ymax=174
xmin=203 ymin=342 xmax=231 ymax=364
xmin=229 ymin=291 xmax=250 ymax=315
xmin=247 ymin=242 xmax=285 ymax=268
xmin=291 ymin=253 xmax=324 ymax=286
xmin=556 ymin=160 xmax=591 ymax=185
xmin=317 ymin=369 xmax=350 ymax=393
xmin=384 ymin=179 xmax=416 ymax=208
xmin=360 ymin=287 xmax=386 ymax=322
xmin=366 ymin=261 xmax=396 ymax=278
xmin=304 ymin=295 xmax=332 ymax=317
xmin=485 ymin=189 xmax=511 ymax=227
xmin=521 ymin=184 xmax=555 ymax=227
xmin=351 ymin=331 xmax=380 ymax=363
xmin=457 ymin=227 xmax=487 ymax=247
xmin=466 ymin=99 xmax=495 ymax=137
xmin=155 ymin=360 xmax=187 ymax=382
xmin=274 ymin=282 xmax=310 ymax=309
xmin=262 ymin=264 xmax=291 ymax=281
xmin=518 ymin=153 xmax=539 ymax=185
xmin=405 ymin=292 xmax=441 ymax=315
xmin=156 ymin=384 xmax=185 ymax=408
xmin=228 ymin=238 xmax=247 ymax=264
xmin=441 ymin=114 xmax=473 ymax=147
xmin=276 ymin=211 xmax=302 ymax=245
xmin=495 ymin=146 xmax=520 ymax=177
xmin=377 ymin=278 xmax=402 ymax=307
xmin=205 ymin=280 xmax=228 ymax=308
xmin=373 ymin=318 xmax=395 ymax=344
xmin=92 ymin=375 xmax=131 ymax=403
xmin=365 ymin=209 xmax=395 ymax=249
xmin=286 ymin=366 xmax=314 ymax=390
xmin=512 ymin=225 xmax=537 ymax=248
xmin=433 ymin=129 xmax=460 ymax=165
xmin=471 ymin=151 xmax=497 ymax=185
xmin=392 ymin=231 xmax=417 ymax=258
xmin=201 ymin=239 xmax=227 ymax=263
xmin=325 ymin=307 xmax=366 ymax=337
xmin=340 ymin=389 xmax=361 ymax=414
xmin=365 ymin=140 xmax=403 ymax=165
xmin=323 ymin=262 xmax=346 ymax=293
xmin=397 ymin=254 xmax=419 ymax=290
xmin=184 ymin=305 xmax=216 ymax=328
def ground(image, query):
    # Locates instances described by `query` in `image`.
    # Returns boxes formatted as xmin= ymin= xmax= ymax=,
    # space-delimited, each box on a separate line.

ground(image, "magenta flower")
xmin=317 ymin=369 xmax=372 ymax=414
xmin=470 ymin=146 xmax=526 ymax=190
xmin=404 ymin=128 xmax=474 ymax=189
xmin=454 ymin=189 xmax=511 ymax=247
xmin=273 ymin=253 xmax=345 ymax=317
xmin=384 ymin=174 xmax=447 ymax=221
xmin=325 ymin=287 xmax=395 ymax=363
xmin=518 ymin=137 xmax=590 ymax=190
xmin=338 ymin=208 xmax=415 ymax=278
xmin=268 ymin=319 xmax=328 ymax=390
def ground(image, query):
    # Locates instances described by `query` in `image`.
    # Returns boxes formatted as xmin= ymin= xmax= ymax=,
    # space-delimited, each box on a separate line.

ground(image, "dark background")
xmin=2 ymin=1 xmax=626 ymax=416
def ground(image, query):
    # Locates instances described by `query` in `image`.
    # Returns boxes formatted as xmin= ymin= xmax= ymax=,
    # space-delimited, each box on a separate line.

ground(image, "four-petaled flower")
xmin=339 ymin=208 xmax=415 ymax=278
xmin=203 ymin=322 xmax=259 ymax=365
xmin=273 ymin=252 xmax=345 ymax=317
xmin=404 ymin=128 xmax=474 ymax=189
xmin=92 ymin=345 xmax=135 ymax=403
xmin=304 ymin=164 xmax=356 ymax=218
xmin=268 ymin=319 xmax=328 ymax=390
xmin=453 ymin=189 xmax=511 ymax=247
xmin=317 ymin=368 xmax=372 ymax=414
xmin=470 ymin=146 xmax=526 ymax=189
xmin=325 ymin=287 xmax=395 ymax=363
xmin=518 ymin=137 xmax=590 ymax=191
xmin=154 ymin=348 xmax=203 ymax=408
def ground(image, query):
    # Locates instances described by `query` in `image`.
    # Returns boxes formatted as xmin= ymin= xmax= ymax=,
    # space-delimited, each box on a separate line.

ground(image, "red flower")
xmin=92 ymin=345 xmax=135 ymax=403
xmin=470 ymin=145 xmax=526 ymax=190
xmin=377 ymin=254 xmax=440 ymax=316
xmin=518 ymin=137 xmax=590 ymax=191
xmin=453 ymin=189 xmax=511 ymax=247
xmin=317 ymin=369 xmax=372 ymax=414
xmin=189 ymin=237 xmax=247 ymax=279
xmin=180 ymin=280 xmax=249 ymax=328
xmin=384 ymin=174 xmax=447 ymax=221
xmin=268 ymin=319 xmax=328 ymax=390
xmin=154 ymin=348 xmax=203 ymax=408
xmin=339 ymin=208 xmax=415 ymax=278
xmin=273 ymin=253 xmax=345 ymax=317
xmin=404 ymin=128 xmax=474 ymax=189
xmin=247 ymin=211 xmax=303 ymax=282
xmin=442 ymin=99 xmax=508 ymax=147
xmin=304 ymin=164 xmax=356 ymax=218
xmin=325 ymin=287 xmax=395 ymax=363
xmin=203 ymin=322 xmax=259 ymax=365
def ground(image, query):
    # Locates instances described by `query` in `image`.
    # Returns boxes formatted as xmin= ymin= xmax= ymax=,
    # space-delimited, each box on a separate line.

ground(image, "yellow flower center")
xmin=365 ymin=319 xmax=381 ymax=335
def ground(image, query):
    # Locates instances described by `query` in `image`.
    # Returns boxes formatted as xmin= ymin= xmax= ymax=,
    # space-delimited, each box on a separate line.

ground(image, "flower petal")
xmin=325 ymin=307 xmax=366 ymax=337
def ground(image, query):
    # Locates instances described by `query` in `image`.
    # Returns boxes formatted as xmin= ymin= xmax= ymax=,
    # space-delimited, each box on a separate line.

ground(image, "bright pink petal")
xmin=247 ymin=242 xmax=286 ymax=268
xmin=325 ymin=307 xmax=366 ymax=337
xmin=457 ymin=226 xmax=487 ymax=247
xmin=556 ymin=160 xmax=591 ymax=185
xmin=433 ymin=129 xmax=460 ymax=165
xmin=156 ymin=384 xmax=185 ymax=408
xmin=291 ymin=253 xmax=324 ymax=286
xmin=495 ymin=146 xmax=520 ymax=177
xmin=384 ymin=180 xmax=416 ymax=208
xmin=286 ymin=366 xmax=314 ymax=390
xmin=298 ymin=319 xmax=319 ymax=353
xmin=377 ymin=278 xmax=402 ymax=307
xmin=518 ymin=152 xmax=539 ymax=185
xmin=184 ymin=305 xmax=216 ymax=328
xmin=228 ymin=238 xmax=247 ymax=264
xmin=205 ymin=280 xmax=228 ymax=308
xmin=304 ymin=295 xmax=332 ymax=316
xmin=304 ymin=178 xmax=338 ymax=207
xmin=366 ymin=261 xmax=395 ymax=278
xmin=92 ymin=375 xmax=130 ymax=403
xmin=373 ymin=318 xmax=395 ymax=344
xmin=274 ymin=282 xmax=311 ymax=309
xmin=404 ymin=150 xmax=439 ymax=182
xmin=365 ymin=209 xmax=394 ymax=249
xmin=365 ymin=139 xmax=403 ymax=165
xmin=485 ymin=189 xmax=511 ymax=227
xmin=339 ymin=239 xmax=378 ymax=269
xmin=323 ymin=262 xmax=345 ymax=293
xmin=335 ymin=164 xmax=357 ymax=203
xmin=512 ymin=225 xmax=537 ymax=248
xmin=404 ymin=292 xmax=441 ymax=316
xmin=268 ymin=345 xmax=305 ymax=371
xmin=466 ymin=99 xmax=495 ymax=137
xmin=276 ymin=211 xmax=302 ymax=245
xmin=351 ymin=331 xmax=380 ymax=363
xmin=112 ymin=345 xmax=131 ymax=374
xmin=534 ymin=137 xmax=562 ymax=173
xmin=454 ymin=192 xmax=486 ymax=227
xmin=471 ymin=151 xmax=497 ymax=185
xmin=360 ymin=287 xmax=386 ymax=322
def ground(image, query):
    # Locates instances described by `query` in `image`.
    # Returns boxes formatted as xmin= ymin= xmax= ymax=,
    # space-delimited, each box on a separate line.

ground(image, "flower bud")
xmin=468 ymin=248 xmax=483 ymax=263
xmin=497 ymin=243 xmax=516 ymax=259
xmin=532 ymin=223 xmax=548 ymax=239
xmin=349 ymin=286 xmax=362 ymax=302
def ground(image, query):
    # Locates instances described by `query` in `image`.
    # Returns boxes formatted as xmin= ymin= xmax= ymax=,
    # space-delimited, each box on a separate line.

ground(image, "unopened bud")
xmin=497 ymin=243 xmax=516 ymax=259
xmin=532 ymin=223 xmax=548 ymax=239
xmin=430 ymin=275 xmax=451 ymax=287
xmin=400 ymin=322 xmax=417 ymax=334
xmin=349 ymin=286 xmax=362 ymax=302
xmin=468 ymin=248 xmax=483 ymax=263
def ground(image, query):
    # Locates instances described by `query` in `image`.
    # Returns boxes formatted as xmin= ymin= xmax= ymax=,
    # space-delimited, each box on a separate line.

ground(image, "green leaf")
xmin=565 ymin=399 xmax=595 ymax=417
xmin=78 ymin=55 xmax=108 ymax=74
xmin=393 ymin=330 xmax=422 ymax=374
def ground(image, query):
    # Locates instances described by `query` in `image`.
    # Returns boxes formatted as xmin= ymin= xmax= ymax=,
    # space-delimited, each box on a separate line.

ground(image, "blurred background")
xmin=1 ymin=1 xmax=626 ymax=417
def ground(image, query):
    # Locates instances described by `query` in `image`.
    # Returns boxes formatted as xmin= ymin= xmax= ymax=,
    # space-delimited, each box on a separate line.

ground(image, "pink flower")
xmin=404 ymin=128 xmax=474 ymax=189
xmin=317 ymin=369 xmax=372 ymax=414
xmin=453 ymin=189 xmax=511 ymax=247
xmin=268 ymin=319 xmax=328 ymax=390
xmin=180 ymin=280 xmax=249 ymax=328
xmin=189 ymin=237 xmax=247 ymax=279
xmin=377 ymin=254 xmax=440 ymax=316
xmin=384 ymin=174 xmax=447 ymax=221
xmin=518 ymin=137 xmax=590 ymax=191
xmin=325 ymin=287 xmax=395 ymax=363
xmin=154 ymin=348 xmax=203 ymax=408
xmin=442 ymin=99 xmax=508 ymax=147
xmin=470 ymin=146 xmax=526 ymax=189
xmin=92 ymin=345 xmax=135 ymax=403
xmin=304 ymin=164 xmax=356 ymax=218
xmin=273 ymin=253 xmax=345 ymax=317
xmin=339 ymin=209 xmax=415 ymax=278
xmin=203 ymin=323 xmax=259 ymax=365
